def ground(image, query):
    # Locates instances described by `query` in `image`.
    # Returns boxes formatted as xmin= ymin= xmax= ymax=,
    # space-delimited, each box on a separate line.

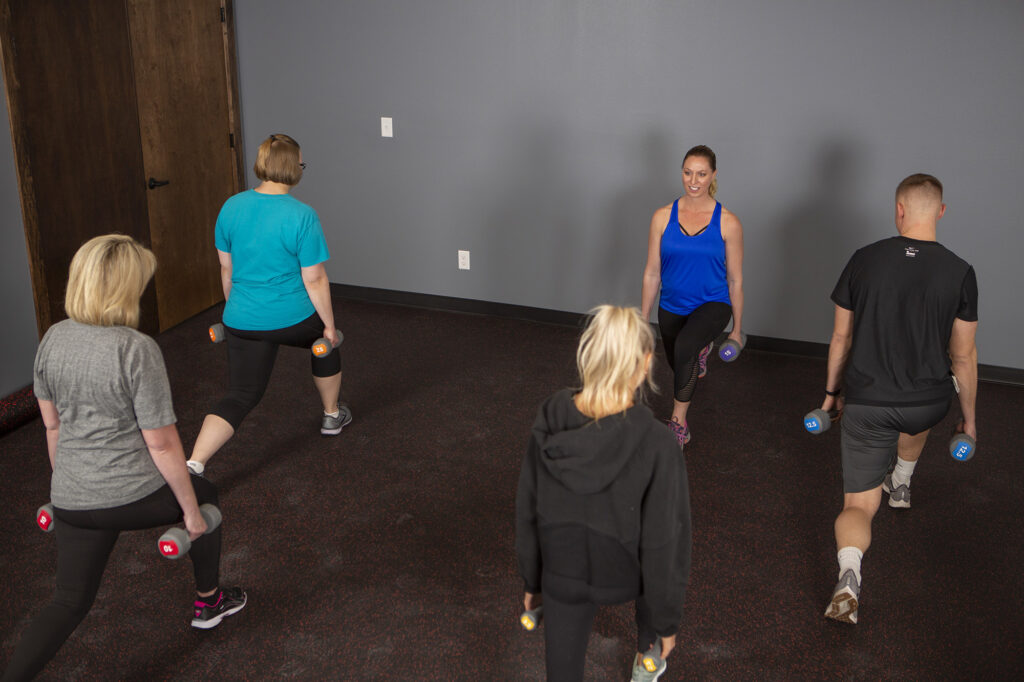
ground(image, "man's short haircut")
xmin=896 ymin=173 xmax=943 ymax=204
xmin=253 ymin=134 xmax=303 ymax=185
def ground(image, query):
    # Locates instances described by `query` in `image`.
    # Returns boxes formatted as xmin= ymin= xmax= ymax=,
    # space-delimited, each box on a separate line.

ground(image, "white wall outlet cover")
xmin=381 ymin=117 xmax=393 ymax=137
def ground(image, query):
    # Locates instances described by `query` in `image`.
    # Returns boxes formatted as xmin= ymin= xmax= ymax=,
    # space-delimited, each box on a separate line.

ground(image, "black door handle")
xmin=148 ymin=177 xmax=170 ymax=190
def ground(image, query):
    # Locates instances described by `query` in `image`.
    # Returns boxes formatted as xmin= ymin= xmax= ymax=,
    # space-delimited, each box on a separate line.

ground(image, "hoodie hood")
xmin=531 ymin=389 xmax=655 ymax=495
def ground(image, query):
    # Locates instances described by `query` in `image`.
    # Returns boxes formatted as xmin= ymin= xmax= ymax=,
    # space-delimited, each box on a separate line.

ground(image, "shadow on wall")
xmin=599 ymin=130 xmax=681 ymax=311
xmin=767 ymin=139 xmax=873 ymax=342
xmin=476 ymin=121 xmax=581 ymax=308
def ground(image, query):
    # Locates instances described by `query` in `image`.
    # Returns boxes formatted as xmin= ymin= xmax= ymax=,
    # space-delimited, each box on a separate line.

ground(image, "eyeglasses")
xmin=299 ymin=162 xmax=307 ymax=170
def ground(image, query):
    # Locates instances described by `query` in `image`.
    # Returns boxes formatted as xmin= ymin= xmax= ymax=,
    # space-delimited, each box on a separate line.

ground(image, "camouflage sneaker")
xmin=824 ymin=569 xmax=860 ymax=624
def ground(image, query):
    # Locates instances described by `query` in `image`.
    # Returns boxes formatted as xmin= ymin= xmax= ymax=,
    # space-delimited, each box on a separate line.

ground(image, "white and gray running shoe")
xmin=824 ymin=568 xmax=861 ymax=624
xmin=882 ymin=474 xmax=911 ymax=509
xmin=321 ymin=404 xmax=353 ymax=436
xmin=630 ymin=652 xmax=667 ymax=682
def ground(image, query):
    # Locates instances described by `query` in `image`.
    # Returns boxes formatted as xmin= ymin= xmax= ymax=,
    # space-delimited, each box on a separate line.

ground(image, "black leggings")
xmin=2 ymin=478 xmax=220 ymax=682
xmin=542 ymin=595 xmax=658 ymax=682
xmin=658 ymin=302 xmax=732 ymax=403
xmin=213 ymin=312 xmax=341 ymax=430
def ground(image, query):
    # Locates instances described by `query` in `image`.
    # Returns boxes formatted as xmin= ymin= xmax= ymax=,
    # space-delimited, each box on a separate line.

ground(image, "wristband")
xmin=824 ymin=388 xmax=841 ymax=397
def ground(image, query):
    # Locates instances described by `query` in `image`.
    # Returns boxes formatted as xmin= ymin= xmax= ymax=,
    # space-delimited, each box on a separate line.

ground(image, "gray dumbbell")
xmin=718 ymin=333 xmax=747 ymax=362
xmin=311 ymin=329 xmax=344 ymax=357
xmin=520 ymin=605 xmax=543 ymax=631
xmin=36 ymin=503 xmax=55 ymax=533
xmin=208 ymin=323 xmax=226 ymax=343
xmin=641 ymin=640 xmax=666 ymax=675
xmin=157 ymin=504 xmax=221 ymax=559
xmin=804 ymin=408 xmax=841 ymax=434
xmin=949 ymin=432 xmax=976 ymax=462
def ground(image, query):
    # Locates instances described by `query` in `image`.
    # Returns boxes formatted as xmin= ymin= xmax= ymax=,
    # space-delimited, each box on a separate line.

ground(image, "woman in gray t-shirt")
xmin=4 ymin=236 xmax=246 ymax=681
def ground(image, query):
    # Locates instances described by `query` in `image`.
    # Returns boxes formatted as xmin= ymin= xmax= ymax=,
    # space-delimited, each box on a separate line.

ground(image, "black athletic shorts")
xmin=840 ymin=399 xmax=950 ymax=493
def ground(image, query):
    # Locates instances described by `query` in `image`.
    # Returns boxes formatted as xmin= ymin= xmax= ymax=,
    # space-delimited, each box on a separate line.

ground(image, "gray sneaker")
xmin=321 ymin=404 xmax=353 ymax=435
xmin=824 ymin=568 xmax=860 ymax=624
xmin=630 ymin=652 xmax=667 ymax=682
xmin=882 ymin=474 xmax=911 ymax=509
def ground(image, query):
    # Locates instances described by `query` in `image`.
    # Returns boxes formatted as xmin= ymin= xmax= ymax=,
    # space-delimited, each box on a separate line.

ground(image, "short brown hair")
xmin=896 ymin=173 xmax=943 ymax=204
xmin=65 ymin=234 xmax=156 ymax=328
xmin=253 ymin=134 xmax=303 ymax=185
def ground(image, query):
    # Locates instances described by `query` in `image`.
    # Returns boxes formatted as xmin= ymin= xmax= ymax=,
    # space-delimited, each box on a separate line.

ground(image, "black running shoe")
xmin=191 ymin=586 xmax=247 ymax=629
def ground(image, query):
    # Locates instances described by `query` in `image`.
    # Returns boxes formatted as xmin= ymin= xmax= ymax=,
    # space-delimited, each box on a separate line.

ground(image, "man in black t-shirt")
xmin=818 ymin=174 xmax=978 ymax=625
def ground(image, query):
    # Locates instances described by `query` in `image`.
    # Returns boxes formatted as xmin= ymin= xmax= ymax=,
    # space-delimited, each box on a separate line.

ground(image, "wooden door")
xmin=0 ymin=0 xmax=159 ymax=334
xmin=127 ymin=0 xmax=243 ymax=330
xmin=0 ymin=0 xmax=242 ymax=336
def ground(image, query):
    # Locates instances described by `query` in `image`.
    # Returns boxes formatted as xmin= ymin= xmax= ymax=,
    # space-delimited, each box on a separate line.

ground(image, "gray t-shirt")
xmin=33 ymin=320 xmax=176 ymax=509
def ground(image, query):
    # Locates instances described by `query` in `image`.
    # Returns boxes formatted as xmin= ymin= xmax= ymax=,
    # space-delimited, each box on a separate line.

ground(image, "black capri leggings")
xmin=2 ymin=477 xmax=220 ymax=682
xmin=658 ymin=302 xmax=732 ymax=402
xmin=212 ymin=312 xmax=341 ymax=430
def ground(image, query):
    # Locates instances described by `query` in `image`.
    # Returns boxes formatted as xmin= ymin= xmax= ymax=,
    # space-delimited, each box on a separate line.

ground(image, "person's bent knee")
xmin=311 ymin=354 xmax=341 ymax=378
xmin=842 ymin=488 xmax=882 ymax=515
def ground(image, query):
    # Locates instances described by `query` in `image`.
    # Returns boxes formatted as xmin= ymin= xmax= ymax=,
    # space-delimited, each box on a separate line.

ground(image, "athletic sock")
xmin=324 ymin=408 xmax=340 ymax=418
xmin=198 ymin=589 xmax=221 ymax=605
xmin=837 ymin=546 xmax=863 ymax=585
xmin=891 ymin=457 xmax=917 ymax=488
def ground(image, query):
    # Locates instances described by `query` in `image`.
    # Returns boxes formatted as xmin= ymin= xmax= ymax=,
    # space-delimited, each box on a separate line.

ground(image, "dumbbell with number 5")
xmin=157 ymin=504 xmax=222 ymax=559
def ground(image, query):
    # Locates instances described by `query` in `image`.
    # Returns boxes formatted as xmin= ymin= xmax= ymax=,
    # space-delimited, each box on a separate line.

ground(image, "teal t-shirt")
xmin=215 ymin=190 xmax=330 ymax=330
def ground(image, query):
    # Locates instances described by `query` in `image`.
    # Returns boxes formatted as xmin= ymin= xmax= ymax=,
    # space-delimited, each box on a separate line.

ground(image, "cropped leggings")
xmin=543 ymin=595 xmax=658 ymax=682
xmin=658 ymin=302 xmax=732 ymax=402
xmin=212 ymin=312 xmax=341 ymax=430
xmin=2 ymin=477 xmax=220 ymax=682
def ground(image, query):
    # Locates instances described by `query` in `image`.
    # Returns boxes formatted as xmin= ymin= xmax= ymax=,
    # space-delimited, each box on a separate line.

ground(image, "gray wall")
xmin=233 ymin=0 xmax=1024 ymax=369
xmin=2 ymin=1 xmax=1022 ymax=388
xmin=0 ymin=70 xmax=39 ymax=395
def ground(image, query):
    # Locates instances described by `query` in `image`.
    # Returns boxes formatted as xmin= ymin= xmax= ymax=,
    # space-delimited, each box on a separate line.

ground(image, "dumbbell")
xmin=718 ymin=332 xmax=747 ymax=362
xmin=804 ymin=408 xmax=841 ymax=434
xmin=949 ymin=432 xmax=976 ymax=462
xmin=36 ymin=503 xmax=55 ymax=532
xmin=208 ymin=322 xmax=227 ymax=343
xmin=157 ymin=504 xmax=221 ymax=559
xmin=520 ymin=605 xmax=543 ymax=631
xmin=641 ymin=640 xmax=666 ymax=675
xmin=311 ymin=330 xmax=343 ymax=358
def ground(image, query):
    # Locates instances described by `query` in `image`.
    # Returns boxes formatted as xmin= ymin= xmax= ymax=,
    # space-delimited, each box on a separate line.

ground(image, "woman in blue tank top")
xmin=640 ymin=145 xmax=745 ymax=447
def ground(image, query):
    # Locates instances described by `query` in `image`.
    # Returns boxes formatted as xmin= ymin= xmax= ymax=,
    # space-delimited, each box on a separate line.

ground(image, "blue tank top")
xmin=659 ymin=199 xmax=731 ymax=315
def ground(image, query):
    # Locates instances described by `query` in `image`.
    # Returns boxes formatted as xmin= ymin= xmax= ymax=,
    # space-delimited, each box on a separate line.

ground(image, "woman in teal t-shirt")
xmin=187 ymin=134 xmax=350 ymax=476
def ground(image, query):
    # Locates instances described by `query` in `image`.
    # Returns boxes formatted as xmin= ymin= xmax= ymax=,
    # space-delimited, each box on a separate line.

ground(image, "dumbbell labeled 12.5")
xmin=949 ymin=432 xmax=976 ymax=461
xmin=641 ymin=640 xmax=666 ymax=675
xmin=311 ymin=330 xmax=344 ymax=357
xmin=36 ymin=503 xmax=55 ymax=532
xmin=208 ymin=323 xmax=226 ymax=344
xmin=520 ymin=606 xmax=543 ymax=631
xmin=804 ymin=408 xmax=841 ymax=434
xmin=157 ymin=504 xmax=222 ymax=559
xmin=718 ymin=332 xmax=747 ymax=362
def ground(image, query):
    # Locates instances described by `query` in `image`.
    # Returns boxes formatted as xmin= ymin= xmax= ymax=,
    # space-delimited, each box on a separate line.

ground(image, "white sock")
xmin=837 ymin=546 xmax=863 ymax=584
xmin=186 ymin=460 xmax=205 ymax=475
xmin=891 ymin=457 xmax=917 ymax=488
xmin=324 ymin=408 xmax=340 ymax=418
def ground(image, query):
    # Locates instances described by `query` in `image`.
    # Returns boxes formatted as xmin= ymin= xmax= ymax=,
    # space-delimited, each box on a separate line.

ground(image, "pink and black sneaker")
xmin=697 ymin=343 xmax=713 ymax=378
xmin=191 ymin=586 xmax=247 ymax=629
xmin=667 ymin=419 xmax=691 ymax=449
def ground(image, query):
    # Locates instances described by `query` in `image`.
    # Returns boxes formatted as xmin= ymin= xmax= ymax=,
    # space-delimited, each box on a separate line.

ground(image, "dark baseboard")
xmin=330 ymin=283 xmax=1024 ymax=387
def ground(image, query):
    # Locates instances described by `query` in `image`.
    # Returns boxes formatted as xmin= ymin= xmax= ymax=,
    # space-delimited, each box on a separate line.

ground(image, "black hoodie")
xmin=515 ymin=389 xmax=692 ymax=636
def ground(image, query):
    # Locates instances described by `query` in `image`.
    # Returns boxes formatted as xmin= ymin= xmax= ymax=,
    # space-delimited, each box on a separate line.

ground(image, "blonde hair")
xmin=575 ymin=305 xmax=657 ymax=418
xmin=253 ymin=133 xmax=303 ymax=185
xmin=65 ymin=234 xmax=156 ymax=328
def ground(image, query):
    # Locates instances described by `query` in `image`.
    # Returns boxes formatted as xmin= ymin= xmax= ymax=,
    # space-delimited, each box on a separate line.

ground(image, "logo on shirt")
xmin=904 ymin=246 xmax=919 ymax=258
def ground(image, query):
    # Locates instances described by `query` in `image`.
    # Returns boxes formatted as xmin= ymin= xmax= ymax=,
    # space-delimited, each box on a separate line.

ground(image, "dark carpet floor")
xmin=2 ymin=293 xmax=1022 ymax=681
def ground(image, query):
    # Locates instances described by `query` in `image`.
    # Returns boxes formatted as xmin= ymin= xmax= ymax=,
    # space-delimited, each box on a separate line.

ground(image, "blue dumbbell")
xmin=804 ymin=408 xmax=841 ymax=434
xmin=641 ymin=640 xmax=666 ymax=676
xmin=718 ymin=333 xmax=747 ymax=362
xmin=949 ymin=432 xmax=976 ymax=461
xmin=520 ymin=605 xmax=543 ymax=631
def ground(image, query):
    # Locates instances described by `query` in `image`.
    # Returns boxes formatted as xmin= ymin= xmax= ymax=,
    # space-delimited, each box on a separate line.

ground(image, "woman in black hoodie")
xmin=516 ymin=305 xmax=692 ymax=682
